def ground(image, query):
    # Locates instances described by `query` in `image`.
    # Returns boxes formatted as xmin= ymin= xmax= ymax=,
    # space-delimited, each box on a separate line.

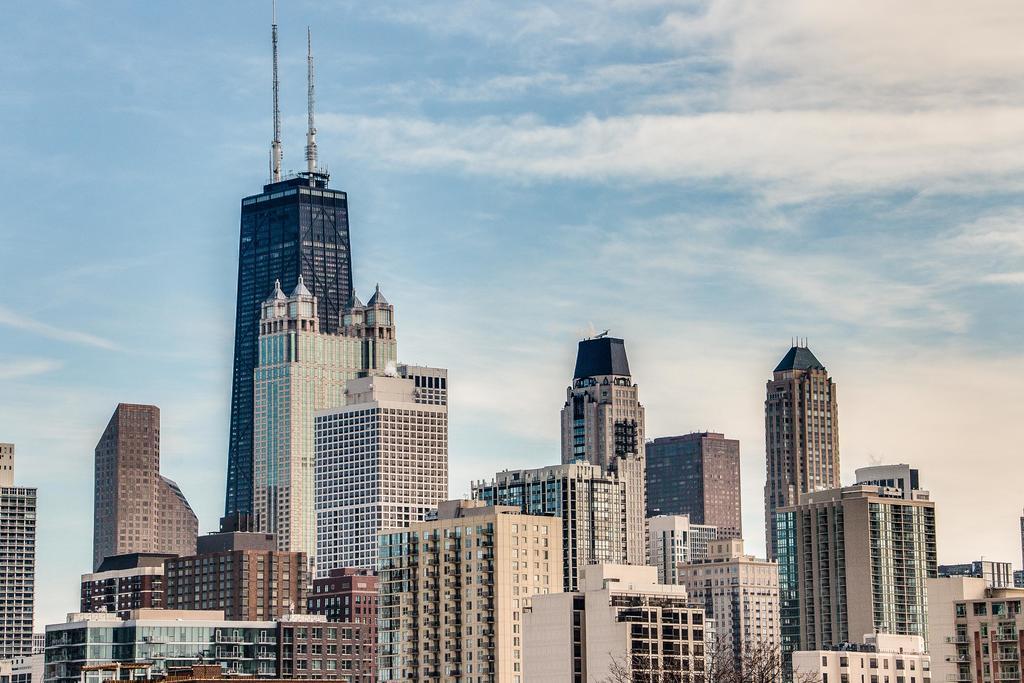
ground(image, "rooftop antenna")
xmin=270 ymin=0 xmax=283 ymax=182
xmin=305 ymin=26 xmax=318 ymax=175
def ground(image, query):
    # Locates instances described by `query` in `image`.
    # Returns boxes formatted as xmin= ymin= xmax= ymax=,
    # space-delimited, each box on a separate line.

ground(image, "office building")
xmin=80 ymin=553 xmax=174 ymax=618
xmin=677 ymin=539 xmax=780 ymax=674
xmin=776 ymin=471 xmax=937 ymax=665
xmin=377 ymin=500 xmax=562 ymax=682
xmin=646 ymin=432 xmax=742 ymax=537
xmin=253 ymin=279 xmax=396 ymax=564
xmin=0 ymin=445 xmax=36 ymax=659
xmin=791 ymin=634 xmax=930 ymax=683
xmin=164 ymin=527 xmax=308 ymax=621
xmin=93 ymin=404 xmax=198 ymax=570
xmin=473 ymin=462 xmax=645 ymax=591
xmin=523 ymin=564 xmax=706 ymax=683
xmin=647 ymin=514 xmax=718 ymax=585
xmin=763 ymin=344 xmax=840 ymax=560
xmin=225 ymin=16 xmax=355 ymax=518
xmin=927 ymin=577 xmax=1024 ymax=683
xmin=314 ymin=370 xmax=447 ymax=575
xmin=939 ymin=561 xmax=1014 ymax=589
xmin=44 ymin=611 xmax=374 ymax=683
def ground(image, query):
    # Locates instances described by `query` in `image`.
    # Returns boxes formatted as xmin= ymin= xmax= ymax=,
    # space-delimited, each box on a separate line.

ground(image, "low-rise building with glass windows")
xmin=44 ymin=611 xmax=373 ymax=683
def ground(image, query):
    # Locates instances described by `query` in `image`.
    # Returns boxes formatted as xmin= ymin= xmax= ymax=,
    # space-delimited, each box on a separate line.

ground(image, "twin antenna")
xmin=270 ymin=0 xmax=318 ymax=182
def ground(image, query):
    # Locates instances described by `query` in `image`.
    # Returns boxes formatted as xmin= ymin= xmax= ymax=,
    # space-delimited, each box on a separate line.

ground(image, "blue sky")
xmin=2 ymin=0 xmax=1023 ymax=629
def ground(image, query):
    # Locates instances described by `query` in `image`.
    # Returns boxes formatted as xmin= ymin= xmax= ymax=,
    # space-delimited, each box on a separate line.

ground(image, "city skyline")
xmin=2 ymin=0 xmax=1024 ymax=633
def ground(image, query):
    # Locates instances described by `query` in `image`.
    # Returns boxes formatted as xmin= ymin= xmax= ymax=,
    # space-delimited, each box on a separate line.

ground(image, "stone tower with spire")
xmin=253 ymin=279 xmax=397 ymax=569
xmin=763 ymin=343 xmax=840 ymax=560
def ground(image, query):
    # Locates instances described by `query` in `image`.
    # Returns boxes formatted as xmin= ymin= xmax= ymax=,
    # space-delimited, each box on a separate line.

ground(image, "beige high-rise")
xmin=377 ymin=500 xmax=562 ymax=683
xmin=93 ymin=404 xmax=198 ymax=570
xmin=677 ymin=539 xmax=780 ymax=674
xmin=763 ymin=344 xmax=840 ymax=560
xmin=560 ymin=336 xmax=646 ymax=566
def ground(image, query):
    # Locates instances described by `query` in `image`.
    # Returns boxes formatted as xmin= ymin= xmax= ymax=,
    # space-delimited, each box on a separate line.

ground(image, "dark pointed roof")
xmin=774 ymin=346 xmax=825 ymax=373
xmin=573 ymin=336 xmax=631 ymax=379
xmin=367 ymin=283 xmax=388 ymax=306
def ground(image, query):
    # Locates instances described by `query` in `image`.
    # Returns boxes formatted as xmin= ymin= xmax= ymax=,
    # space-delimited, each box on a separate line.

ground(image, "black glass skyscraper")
xmin=225 ymin=171 xmax=353 ymax=515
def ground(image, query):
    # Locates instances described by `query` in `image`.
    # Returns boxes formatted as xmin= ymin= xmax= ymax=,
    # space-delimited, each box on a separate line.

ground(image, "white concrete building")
xmin=792 ymin=634 xmax=930 ymax=683
xmin=524 ymin=564 xmax=706 ymax=683
xmin=314 ymin=369 xmax=448 ymax=574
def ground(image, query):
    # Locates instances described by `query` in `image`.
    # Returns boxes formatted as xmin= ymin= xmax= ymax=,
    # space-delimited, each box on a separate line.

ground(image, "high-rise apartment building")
xmin=164 ymin=527 xmax=308 ymax=621
xmin=315 ymin=369 xmax=448 ymax=574
xmin=927 ymin=577 xmax=1024 ymax=683
xmin=0 ymin=445 xmax=36 ymax=658
xmin=80 ymin=553 xmax=174 ymax=618
xmin=647 ymin=514 xmax=719 ymax=585
xmin=523 ymin=564 xmax=706 ymax=683
xmin=93 ymin=404 xmax=198 ymax=570
xmin=677 ymin=539 xmax=780 ymax=674
xmin=776 ymin=470 xmax=937 ymax=665
xmin=473 ymin=461 xmax=645 ymax=591
xmin=646 ymin=432 xmax=742 ymax=537
xmin=763 ymin=344 xmax=840 ymax=560
xmin=377 ymin=500 xmax=562 ymax=683
xmin=253 ymin=279 xmax=396 ymax=564
xmin=939 ymin=560 xmax=1014 ymax=589
xmin=308 ymin=568 xmax=378 ymax=626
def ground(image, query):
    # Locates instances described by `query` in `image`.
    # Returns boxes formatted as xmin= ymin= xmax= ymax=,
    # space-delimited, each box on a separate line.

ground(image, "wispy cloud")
xmin=0 ymin=358 xmax=62 ymax=381
xmin=0 ymin=306 xmax=119 ymax=351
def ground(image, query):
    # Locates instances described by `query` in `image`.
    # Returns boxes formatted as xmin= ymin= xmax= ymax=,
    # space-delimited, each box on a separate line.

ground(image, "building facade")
xmin=93 ymin=405 xmax=198 ymax=570
xmin=647 ymin=515 xmax=719 ymax=585
xmin=791 ymin=634 xmax=930 ymax=683
xmin=226 ymin=168 xmax=356 ymax=519
xmin=473 ymin=462 xmax=645 ymax=591
xmin=44 ymin=611 xmax=374 ymax=683
xmin=677 ymin=539 xmax=780 ymax=674
xmin=939 ymin=561 xmax=1014 ymax=589
xmin=80 ymin=553 xmax=174 ymax=618
xmin=314 ymin=370 xmax=448 ymax=575
xmin=927 ymin=577 xmax=1024 ymax=683
xmin=252 ymin=279 xmax=396 ymax=565
xmin=164 ymin=529 xmax=308 ymax=622
xmin=0 ymin=445 xmax=36 ymax=659
xmin=646 ymin=432 xmax=742 ymax=538
xmin=377 ymin=500 xmax=562 ymax=683
xmin=307 ymin=568 xmax=377 ymax=634
xmin=763 ymin=345 xmax=840 ymax=560
xmin=523 ymin=564 xmax=706 ymax=683
xmin=776 ymin=475 xmax=937 ymax=665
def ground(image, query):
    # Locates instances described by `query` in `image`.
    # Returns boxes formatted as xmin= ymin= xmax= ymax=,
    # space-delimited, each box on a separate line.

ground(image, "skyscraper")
xmin=473 ymin=461 xmax=645 ymax=590
xmin=93 ymin=404 xmax=198 ymax=570
xmin=0 ymin=444 xmax=36 ymax=658
xmin=225 ymin=12 xmax=354 ymax=517
xmin=314 ymin=368 xmax=448 ymax=574
xmin=561 ymin=336 xmax=645 ymax=470
xmin=763 ymin=344 xmax=840 ymax=560
xmin=560 ymin=335 xmax=647 ymax=566
xmin=646 ymin=431 xmax=742 ymax=537
xmin=252 ymin=279 xmax=396 ymax=564
xmin=646 ymin=514 xmax=719 ymax=584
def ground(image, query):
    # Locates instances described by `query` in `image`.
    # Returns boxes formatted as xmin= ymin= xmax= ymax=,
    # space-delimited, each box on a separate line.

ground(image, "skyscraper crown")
xmin=573 ymin=336 xmax=631 ymax=379
xmin=773 ymin=345 xmax=825 ymax=373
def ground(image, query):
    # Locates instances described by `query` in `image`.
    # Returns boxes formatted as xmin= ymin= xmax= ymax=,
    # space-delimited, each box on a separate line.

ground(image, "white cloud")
xmin=0 ymin=358 xmax=62 ymax=381
xmin=320 ymin=107 xmax=1024 ymax=203
xmin=0 ymin=305 xmax=119 ymax=351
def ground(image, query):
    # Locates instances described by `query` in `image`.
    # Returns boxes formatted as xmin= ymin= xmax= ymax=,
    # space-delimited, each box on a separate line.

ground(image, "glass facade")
xmin=226 ymin=174 xmax=353 ymax=516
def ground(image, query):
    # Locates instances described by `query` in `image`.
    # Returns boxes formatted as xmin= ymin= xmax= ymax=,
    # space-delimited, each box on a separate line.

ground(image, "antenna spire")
xmin=305 ymin=26 xmax=318 ymax=175
xmin=270 ymin=0 xmax=282 ymax=182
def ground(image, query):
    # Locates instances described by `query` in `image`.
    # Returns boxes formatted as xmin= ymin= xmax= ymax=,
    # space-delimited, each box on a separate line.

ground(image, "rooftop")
xmin=573 ymin=336 xmax=631 ymax=379
xmin=773 ymin=345 xmax=825 ymax=373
